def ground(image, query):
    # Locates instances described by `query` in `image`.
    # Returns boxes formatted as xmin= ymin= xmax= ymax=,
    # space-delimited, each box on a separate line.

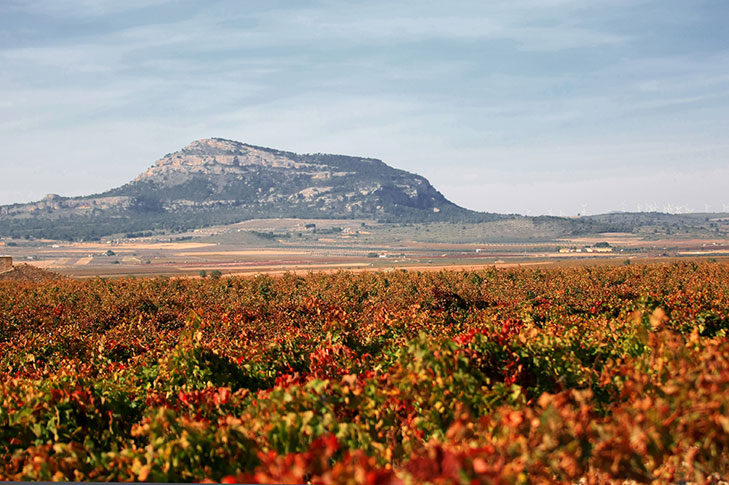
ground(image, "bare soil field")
xmin=2 ymin=218 xmax=728 ymax=278
xmin=177 ymin=250 xmax=312 ymax=257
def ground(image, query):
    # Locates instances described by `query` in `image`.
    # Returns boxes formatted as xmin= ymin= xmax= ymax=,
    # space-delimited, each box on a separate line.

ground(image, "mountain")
xmin=0 ymin=138 xmax=501 ymax=240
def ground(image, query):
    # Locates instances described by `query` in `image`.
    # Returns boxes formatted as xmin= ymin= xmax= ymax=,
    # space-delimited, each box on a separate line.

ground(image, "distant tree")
xmin=199 ymin=270 xmax=207 ymax=278
xmin=210 ymin=270 xmax=222 ymax=280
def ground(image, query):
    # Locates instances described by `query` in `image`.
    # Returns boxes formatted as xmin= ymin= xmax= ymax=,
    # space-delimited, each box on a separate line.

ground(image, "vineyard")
xmin=1 ymin=262 xmax=728 ymax=483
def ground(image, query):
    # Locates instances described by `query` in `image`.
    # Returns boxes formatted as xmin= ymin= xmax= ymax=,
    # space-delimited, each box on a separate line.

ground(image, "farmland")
xmin=2 ymin=218 xmax=729 ymax=278
xmin=1 ymin=262 xmax=729 ymax=482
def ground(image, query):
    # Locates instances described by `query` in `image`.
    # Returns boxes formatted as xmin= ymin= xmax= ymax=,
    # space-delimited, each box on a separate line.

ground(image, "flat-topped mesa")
xmin=0 ymin=256 xmax=12 ymax=273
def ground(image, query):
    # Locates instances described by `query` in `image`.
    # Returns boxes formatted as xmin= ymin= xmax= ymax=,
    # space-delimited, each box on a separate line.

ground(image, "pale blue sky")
xmin=1 ymin=0 xmax=728 ymax=215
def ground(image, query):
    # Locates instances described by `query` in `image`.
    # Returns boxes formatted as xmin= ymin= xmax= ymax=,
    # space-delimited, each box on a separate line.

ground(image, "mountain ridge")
xmin=3 ymin=138 xmax=723 ymax=242
xmin=0 ymin=138 xmax=502 ymax=240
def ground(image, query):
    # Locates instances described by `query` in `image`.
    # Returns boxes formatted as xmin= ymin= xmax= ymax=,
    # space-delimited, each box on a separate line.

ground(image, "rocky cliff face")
xmin=0 ymin=138 xmax=485 ymax=239
xmin=136 ymin=139 xmax=314 ymax=184
xmin=0 ymin=194 xmax=134 ymax=218
xmin=103 ymin=138 xmax=466 ymax=219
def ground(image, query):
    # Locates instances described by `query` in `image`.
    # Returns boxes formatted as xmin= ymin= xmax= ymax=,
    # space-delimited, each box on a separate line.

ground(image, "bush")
xmin=2 ymin=263 xmax=729 ymax=481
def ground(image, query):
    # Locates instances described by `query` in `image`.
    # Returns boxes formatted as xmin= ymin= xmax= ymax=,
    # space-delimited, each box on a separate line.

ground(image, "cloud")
xmin=4 ymin=0 xmax=184 ymax=18
xmin=1 ymin=0 xmax=728 ymax=215
xmin=236 ymin=2 xmax=632 ymax=52
xmin=5 ymin=0 xmax=632 ymax=53
xmin=1 ymin=44 xmax=119 ymax=72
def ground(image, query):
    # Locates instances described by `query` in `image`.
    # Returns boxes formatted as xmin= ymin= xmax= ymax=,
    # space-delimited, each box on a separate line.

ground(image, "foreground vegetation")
xmin=1 ymin=262 xmax=728 ymax=483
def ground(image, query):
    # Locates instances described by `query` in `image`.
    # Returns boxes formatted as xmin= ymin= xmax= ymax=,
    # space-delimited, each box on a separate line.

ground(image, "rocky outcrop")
xmin=107 ymin=138 xmax=463 ymax=219
xmin=0 ymin=138 xmax=487 ymax=239
xmin=0 ymin=195 xmax=134 ymax=218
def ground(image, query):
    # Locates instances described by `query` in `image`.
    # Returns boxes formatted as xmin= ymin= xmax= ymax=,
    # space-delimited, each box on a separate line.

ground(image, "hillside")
xmin=0 ymin=138 xmax=503 ymax=240
xmin=2 ymin=138 xmax=726 ymax=242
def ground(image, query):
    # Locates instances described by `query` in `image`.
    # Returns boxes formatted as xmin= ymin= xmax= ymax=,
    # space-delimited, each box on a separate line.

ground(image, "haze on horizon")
xmin=1 ymin=0 xmax=728 ymax=216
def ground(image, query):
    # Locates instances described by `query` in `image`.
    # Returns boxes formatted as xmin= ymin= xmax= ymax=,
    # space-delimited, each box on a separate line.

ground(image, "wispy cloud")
xmin=4 ymin=0 xmax=184 ymax=18
xmin=0 ymin=0 xmax=727 ymax=213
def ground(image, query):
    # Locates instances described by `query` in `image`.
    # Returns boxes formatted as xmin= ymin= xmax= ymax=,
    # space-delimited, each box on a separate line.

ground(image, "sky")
xmin=1 ymin=0 xmax=728 ymax=215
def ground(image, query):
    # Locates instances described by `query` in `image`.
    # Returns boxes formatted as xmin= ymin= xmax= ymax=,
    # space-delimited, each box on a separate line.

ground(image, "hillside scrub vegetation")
xmin=1 ymin=262 xmax=728 ymax=482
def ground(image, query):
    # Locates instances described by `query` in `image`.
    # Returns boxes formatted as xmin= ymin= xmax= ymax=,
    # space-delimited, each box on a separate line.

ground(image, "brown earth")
xmin=0 ymin=264 xmax=64 ymax=283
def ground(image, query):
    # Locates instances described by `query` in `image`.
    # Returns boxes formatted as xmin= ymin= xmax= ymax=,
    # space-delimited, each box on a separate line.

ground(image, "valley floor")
xmin=2 ymin=218 xmax=728 ymax=278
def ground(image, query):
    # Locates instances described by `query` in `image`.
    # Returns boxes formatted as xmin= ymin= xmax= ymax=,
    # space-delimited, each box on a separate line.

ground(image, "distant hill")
xmin=0 ymin=138 xmax=503 ymax=240
xmin=2 ymin=138 xmax=726 ymax=241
